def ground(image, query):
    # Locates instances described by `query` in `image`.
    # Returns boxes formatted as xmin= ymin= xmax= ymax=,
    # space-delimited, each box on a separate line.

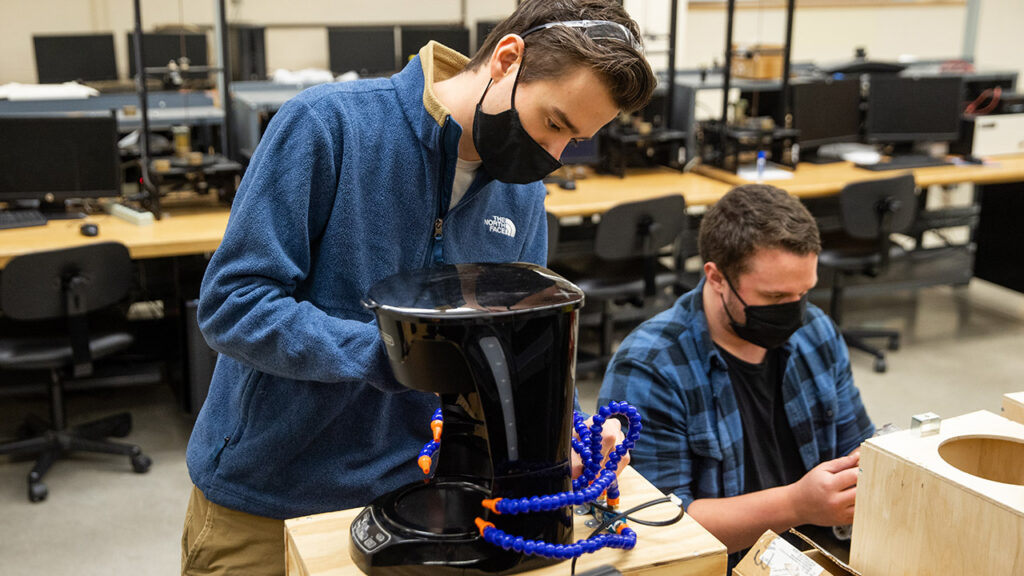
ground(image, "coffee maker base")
xmin=349 ymin=479 xmax=567 ymax=575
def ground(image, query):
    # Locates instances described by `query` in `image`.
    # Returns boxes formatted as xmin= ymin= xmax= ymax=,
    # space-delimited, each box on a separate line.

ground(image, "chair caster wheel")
xmin=888 ymin=337 xmax=900 ymax=351
xmin=131 ymin=454 xmax=152 ymax=473
xmin=874 ymin=357 xmax=887 ymax=373
xmin=29 ymin=481 xmax=48 ymax=503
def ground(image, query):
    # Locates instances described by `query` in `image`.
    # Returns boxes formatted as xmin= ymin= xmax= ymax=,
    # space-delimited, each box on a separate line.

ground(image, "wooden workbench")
xmin=284 ymin=466 xmax=727 ymax=576
xmin=695 ymin=153 xmax=1024 ymax=196
xmin=5 ymin=153 xmax=1022 ymax=268
xmin=544 ymin=167 xmax=733 ymax=217
xmin=0 ymin=196 xmax=230 ymax=269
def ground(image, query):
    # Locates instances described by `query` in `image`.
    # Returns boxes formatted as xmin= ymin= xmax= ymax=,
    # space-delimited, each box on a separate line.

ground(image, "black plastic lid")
xmin=363 ymin=263 xmax=584 ymax=319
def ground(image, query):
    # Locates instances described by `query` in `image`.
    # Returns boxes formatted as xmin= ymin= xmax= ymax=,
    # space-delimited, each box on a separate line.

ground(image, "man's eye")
xmin=547 ymin=119 xmax=561 ymax=131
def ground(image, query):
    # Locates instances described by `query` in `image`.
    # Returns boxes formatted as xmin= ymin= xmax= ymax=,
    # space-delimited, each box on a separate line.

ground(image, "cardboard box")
xmin=731 ymin=44 xmax=784 ymax=80
xmin=734 ymin=530 xmax=859 ymax=576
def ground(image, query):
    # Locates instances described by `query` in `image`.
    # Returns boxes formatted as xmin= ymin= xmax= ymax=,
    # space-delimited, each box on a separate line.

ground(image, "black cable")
xmin=589 ymin=499 xmax=686 ymax=527
xmin=570 ymin=496 xmax=685 ymax=575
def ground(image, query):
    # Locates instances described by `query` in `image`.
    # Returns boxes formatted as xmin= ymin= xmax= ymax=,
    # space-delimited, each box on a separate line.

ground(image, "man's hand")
xmin=788 ymin=452 xmax=860 ymax=527
xmin=571 ymin=416 xmax=629 ymax=479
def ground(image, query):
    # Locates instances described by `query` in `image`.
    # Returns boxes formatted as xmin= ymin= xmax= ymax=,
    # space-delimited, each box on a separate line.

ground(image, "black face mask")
xmin=472 ymin=53 xmax=562 ymax=185
xmin=720 ymin=275 xmax=807 ymax=349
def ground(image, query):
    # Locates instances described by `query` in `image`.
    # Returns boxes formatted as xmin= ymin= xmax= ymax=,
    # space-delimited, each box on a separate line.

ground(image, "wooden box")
xmin=284 ymin=466 xmax=727 ymax=576
xmin=730 ymin=44 xmax=784 ymax=80
xmin=1003 ymin=392 xmax=1024 ymax=425
xmin=850 ymin=410 xmax=1024 ymax=575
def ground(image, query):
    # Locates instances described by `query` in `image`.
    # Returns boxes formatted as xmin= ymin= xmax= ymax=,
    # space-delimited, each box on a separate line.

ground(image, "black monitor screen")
xmin=328 ymin=27 xmax=396 ymax=76
xmin=792 ymin=78 xmax=861 ymax=149
xmin=0 ymin=115 xmax=121 ymax=202
xmin=127 ymin=32 xmax=208 ymax=77
xmin=34 ymin=34 xmax=118 ymax=84
xmin=400 ymin=26 xmax=470 ymax=62
xmin=867 ymin=76 xmax=963 ymax=143
xmin=475 ymin=20 xmax=502 ymax=53
xmin=560 ymin=137 xmax=601 ymax=166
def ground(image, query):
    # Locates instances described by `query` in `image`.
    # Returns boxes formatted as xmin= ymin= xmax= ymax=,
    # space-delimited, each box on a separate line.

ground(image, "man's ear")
xmin=488 ymin=34 xmax=525 ymax=80
xmin=704 ymin=262 xmax=726 ymax=295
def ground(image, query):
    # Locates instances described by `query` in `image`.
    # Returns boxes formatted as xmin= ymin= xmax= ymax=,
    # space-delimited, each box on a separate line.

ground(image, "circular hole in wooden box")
xmin=938 ymin=435 xmax=1024 ymax=486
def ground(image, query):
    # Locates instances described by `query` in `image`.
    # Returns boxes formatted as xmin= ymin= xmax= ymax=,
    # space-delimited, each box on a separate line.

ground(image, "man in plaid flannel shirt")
xmin=600 ymin=184 xmax=874 ymax=563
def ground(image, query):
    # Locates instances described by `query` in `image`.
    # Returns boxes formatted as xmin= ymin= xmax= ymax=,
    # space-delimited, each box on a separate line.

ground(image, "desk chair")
xmin=0 ymin=243 xmax=152 ymax=502
xmin=551 ymin=195 xmax=687 ymax=374
xmin=818 ymin=174 xmax=917 ymax=373
xmin=546 ymin=211 xmax=560 ymax=262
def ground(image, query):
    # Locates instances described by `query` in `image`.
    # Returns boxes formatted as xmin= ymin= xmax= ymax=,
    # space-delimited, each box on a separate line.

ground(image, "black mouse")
xmin=80 ymin=223 xmax=99 ymax=237
xmin=559 ymin=179 xmax=577 ymax=191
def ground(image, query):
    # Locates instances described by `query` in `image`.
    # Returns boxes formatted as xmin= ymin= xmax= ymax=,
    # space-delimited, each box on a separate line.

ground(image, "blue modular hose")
xmin=416 ymin=400 xmax=644 ymax=561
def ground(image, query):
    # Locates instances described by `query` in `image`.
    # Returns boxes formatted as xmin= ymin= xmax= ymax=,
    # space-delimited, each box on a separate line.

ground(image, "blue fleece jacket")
xmin=187 ymin=43 xmax=548 ymax=519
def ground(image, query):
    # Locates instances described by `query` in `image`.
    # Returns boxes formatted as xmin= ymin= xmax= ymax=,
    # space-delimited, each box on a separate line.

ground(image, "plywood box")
xmin=1003 ymin=392 xmax=1024 ymax=425
xmin=850 ymin=410 xmax=1024 ymax=575
xmin=284 ymin=466 xmax=727 ymax=576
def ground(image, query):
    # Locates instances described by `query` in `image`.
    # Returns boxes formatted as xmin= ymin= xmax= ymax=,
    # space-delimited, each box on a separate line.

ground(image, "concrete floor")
xmin=2 ymin=279 xmax=1023 ymax=575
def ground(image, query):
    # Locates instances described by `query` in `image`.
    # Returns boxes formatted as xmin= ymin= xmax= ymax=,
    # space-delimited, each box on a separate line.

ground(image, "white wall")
xmin=974 ymin=0 xmax=1024 ymax=84
xmin=683 ymin=5 xmax=967 ymax=69
xmin=1 ymin=0 xmax=1021 ymax=85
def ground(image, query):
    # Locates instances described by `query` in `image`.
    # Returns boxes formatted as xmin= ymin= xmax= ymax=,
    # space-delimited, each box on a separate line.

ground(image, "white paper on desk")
xmin=737 ymin=163 xmax=794 ymax=182
xmin=0 ymin=82 xmax=99 ymax=101
xmin=271 ymin=68 xmax=336 ymax=85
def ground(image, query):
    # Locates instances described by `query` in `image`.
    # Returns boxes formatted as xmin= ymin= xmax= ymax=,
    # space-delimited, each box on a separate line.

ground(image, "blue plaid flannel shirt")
xmin=599 ymin=279 xmax=874 ymax=510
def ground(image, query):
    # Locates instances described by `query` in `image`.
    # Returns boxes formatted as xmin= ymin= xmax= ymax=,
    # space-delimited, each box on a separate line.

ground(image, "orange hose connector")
xmin=481 ymin=497 xmax=503 ymax=514
xmin=474 ymin=517 xmax=495 ymax=536
xmin=417 ymin=455 xmax=432 ymax=475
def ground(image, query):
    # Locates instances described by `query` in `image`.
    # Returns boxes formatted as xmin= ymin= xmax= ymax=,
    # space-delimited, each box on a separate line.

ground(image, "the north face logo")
xmin=484 ymin=215 xmax=516 ymax=238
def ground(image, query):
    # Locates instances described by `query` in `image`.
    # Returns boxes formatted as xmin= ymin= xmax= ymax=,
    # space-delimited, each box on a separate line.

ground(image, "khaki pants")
xmin=181 ymin=485 xmax=286 ymax=576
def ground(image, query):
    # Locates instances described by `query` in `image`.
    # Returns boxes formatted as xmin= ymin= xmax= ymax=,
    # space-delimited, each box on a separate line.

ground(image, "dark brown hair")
xmin=698 ymin=184 xmax=821 ymax=283
xmin=466 ymin=0 xmax=656 ymax=113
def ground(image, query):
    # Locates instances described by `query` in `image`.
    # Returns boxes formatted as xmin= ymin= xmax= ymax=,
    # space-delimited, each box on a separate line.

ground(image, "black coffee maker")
xmin=350 ymin=263 xmax=584 ymax=575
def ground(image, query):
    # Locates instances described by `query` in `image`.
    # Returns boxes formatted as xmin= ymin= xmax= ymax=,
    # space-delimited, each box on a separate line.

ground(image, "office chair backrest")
xmin=594 ymin=195 xmax=687 ymax=261
xmin=595 ymin=195 xmax=687 ymax=298
xmin=840 ymin=174 xmax=917 ymax=240
xmin=2 ymin=242 xmax=134 ymax=377
xmin=546 ymin=211 xmax=559 ymax=262
xmin=1 ymin=242 xmax=134 ymax=321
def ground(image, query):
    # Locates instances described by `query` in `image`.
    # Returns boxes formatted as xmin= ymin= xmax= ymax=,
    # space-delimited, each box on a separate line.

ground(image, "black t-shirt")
xmin=715 ymin=344 xmax=805 ymax=494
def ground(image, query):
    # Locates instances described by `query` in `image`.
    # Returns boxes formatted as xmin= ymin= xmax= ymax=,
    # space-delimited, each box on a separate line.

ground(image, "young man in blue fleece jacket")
xmin=181 ymin=1 xmax=655 ymax=573
xmin=599 ymin=185 xmax=875 ymax=568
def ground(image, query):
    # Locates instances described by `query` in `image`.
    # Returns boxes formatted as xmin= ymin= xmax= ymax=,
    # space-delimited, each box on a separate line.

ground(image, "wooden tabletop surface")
xmin=284 ymin=466 xmax=727 ymax=576
xmin=695 ymin=153 xmax=1024 ymax=196
xmin=4 ymin=154 xmax=1022 ymax=267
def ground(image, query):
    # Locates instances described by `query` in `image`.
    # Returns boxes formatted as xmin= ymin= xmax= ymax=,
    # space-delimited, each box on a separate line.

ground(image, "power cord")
xmin=570 ymin=494 xmax=686 ymax=575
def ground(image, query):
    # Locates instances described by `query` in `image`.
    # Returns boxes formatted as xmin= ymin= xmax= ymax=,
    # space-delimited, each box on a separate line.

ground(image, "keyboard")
xmin=857 ymin=155 xmax=953 ymax=171
xmin=0 ymin=209 xmax=48 ymax=230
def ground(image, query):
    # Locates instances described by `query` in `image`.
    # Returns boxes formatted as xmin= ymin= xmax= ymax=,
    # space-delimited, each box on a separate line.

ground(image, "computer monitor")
xmin=867 ymin=75 xmax=963 ymax=144
xmin=328 ymin=26 xmax=396 ymax=76
xmin=127 ymin=32 xmax=208 ymax=79
xmin=400 ymin=25 xmax=470 ymax=62
xmin=560 ymin=137 xmax=601 ymax=166
xmin=792 ymin=78 xmax=862 ymax=150
xmin=34 ymin=34 xmax=118 ymax=84
xmin=0 ymin=115 xmax=121 ymax=205
xmin=475 ymin=20 xmax=502 ymax=53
